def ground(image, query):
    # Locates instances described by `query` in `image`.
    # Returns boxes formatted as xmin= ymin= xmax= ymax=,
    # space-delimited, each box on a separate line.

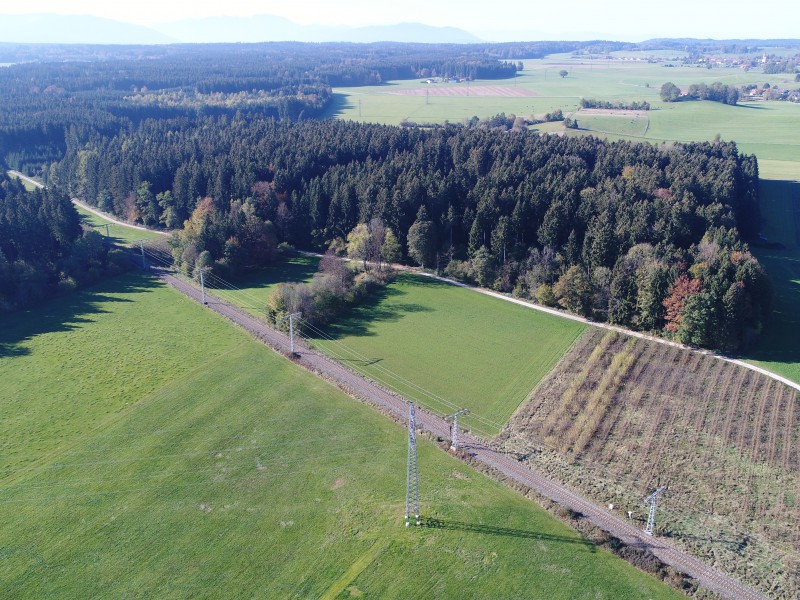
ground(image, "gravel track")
xmin=161 ymin=270 xmax=766 ymax=600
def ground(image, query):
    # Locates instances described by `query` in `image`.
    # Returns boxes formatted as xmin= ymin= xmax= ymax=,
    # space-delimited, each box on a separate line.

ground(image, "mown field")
xmin=0 ymin=272 xmax=682 ymax=599
xmin=499 ymin=328 xmax=800 ymax=599
xmin=303 ymin=273 xmax=585 ymax=437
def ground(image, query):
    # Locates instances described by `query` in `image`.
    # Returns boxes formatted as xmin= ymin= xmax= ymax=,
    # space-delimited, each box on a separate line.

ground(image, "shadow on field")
xmin=319 ymin=280 xmax=434 ymax=339
xmin=746 ymin=181 xmax=800 ymax=369
xmin=323 ymin=93 xmax=355 ymax=119
xmin=234 ymin=256 xmax=320 ymax=290
xmin=78 ymin=214 xmax=130 ymax=247
xmin=421 ymin=517 xmax=596 ymax=551
xmin=667 ymin=531 xmax=748 ymax=550
xmin=0 ymin=272 xmax=160 ymax=359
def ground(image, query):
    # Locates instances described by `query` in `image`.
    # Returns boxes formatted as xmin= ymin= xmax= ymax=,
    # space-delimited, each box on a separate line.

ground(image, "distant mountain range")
xmin=0 ymin=14 xmax=175 ymax=45
xmin=0 ymin=13 xmax=483 ymax=45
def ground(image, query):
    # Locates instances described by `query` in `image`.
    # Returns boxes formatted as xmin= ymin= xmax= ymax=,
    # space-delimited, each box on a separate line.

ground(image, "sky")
xmin=1 ymin=0 xmax=799 ymax=42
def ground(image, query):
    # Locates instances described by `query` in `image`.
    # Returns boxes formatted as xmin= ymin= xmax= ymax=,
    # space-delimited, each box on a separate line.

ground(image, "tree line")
xmin=660 ymin=81 xmax=739 ymax=105
xmin=49 ymin=113 xmax=769 ymax=351
xmin=0 ymin=172 xmax=132 ymax=310
xmin=579 ymin=99 xmax=651 ymax=111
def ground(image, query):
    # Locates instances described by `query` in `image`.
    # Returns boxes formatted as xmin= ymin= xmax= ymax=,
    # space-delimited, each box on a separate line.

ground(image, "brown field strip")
xmin=499 ymin=327 xmax=800 ymax=598
xmin=383 ymin=85 xmax=539 ymax=98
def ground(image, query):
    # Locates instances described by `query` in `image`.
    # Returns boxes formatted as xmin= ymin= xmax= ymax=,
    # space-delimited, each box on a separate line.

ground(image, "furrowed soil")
xmin=498 ymin=328 xmax=800 ymax=599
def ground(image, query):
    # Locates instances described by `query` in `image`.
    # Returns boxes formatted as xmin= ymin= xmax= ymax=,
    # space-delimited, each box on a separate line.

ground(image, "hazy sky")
xmin=3 ymin=0 xmax=799 ymax=41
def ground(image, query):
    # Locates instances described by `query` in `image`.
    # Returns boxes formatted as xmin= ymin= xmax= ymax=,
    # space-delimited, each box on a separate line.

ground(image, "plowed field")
xmin=499 ymin=328 xmax=800 ymax=598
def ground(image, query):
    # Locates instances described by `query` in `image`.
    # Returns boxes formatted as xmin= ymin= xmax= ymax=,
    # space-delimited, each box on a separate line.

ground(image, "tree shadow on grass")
xmin=745 ymin=182 xmax=800 ymax=370
xmin=420 ymin=517 xmax=596 ymax=551
xmin=322 ymin=93 xmax=355 ymax=119
xmin=317 ymin=283 xmax=434 ymax=340
xmin=0 ymin=272 xmax=161 ymax=359
xmin=235 ymin=256 xmax=321 ymax=290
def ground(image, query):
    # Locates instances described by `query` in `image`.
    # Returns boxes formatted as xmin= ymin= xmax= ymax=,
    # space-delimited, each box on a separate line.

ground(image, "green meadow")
xmin=75 ymin=204 xmax=167 ymax=245
xmin=305 ymin=273 xmax=585 ymax=437
xmin=0 ymin=273 xmax=680 ymax=599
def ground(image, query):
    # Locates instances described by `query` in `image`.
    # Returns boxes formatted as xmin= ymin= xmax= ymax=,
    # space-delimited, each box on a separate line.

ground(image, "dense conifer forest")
xmin=0 ymin=172 xmax=131 ymax=309
xmin=0 ymin=42 xmax=771 ymax=350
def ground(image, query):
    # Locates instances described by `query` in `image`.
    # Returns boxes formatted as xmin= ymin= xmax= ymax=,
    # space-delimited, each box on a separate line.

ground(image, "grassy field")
xmin=746 ymin=180 xmax=800 ymax=383
xmin=203 ymin=254 xmax=320 ymax=319
xmin=303 ymin=273 xmax=585 ymax=437
xmin=75 ymin=204 xmax=166 ymax=245
xmin=0 ymin=272 xmax=681 ymax=599
xmin=501 ymin=328 xmax=800 ymax=598
xmin=330 ymin=57 xmax=800 ymax=180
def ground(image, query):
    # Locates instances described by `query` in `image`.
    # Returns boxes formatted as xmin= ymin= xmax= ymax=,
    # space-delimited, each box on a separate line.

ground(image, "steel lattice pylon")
xmin=445 ymin=409 xmax=469 ymax=451
xmin=405 ymin=403 xmax=420 ymax=526
xmin=643 ymin=486 xmax=667 ymax=535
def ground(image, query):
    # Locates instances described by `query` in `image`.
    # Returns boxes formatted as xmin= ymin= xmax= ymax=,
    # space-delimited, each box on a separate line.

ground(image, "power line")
xmin=297 ymin=320 xmax=501 ymax=438
xmin=296 ymin=320 xmax=496 ymax=435
xmin=298 ymin=320 xmax=503 ymax=435
xmin=134 ymin=247 xmax=503 ymax=437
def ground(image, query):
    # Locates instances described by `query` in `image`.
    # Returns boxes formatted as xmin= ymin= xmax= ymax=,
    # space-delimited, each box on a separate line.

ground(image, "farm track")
xmin=158 ymin=268 xmax=766 ymax=600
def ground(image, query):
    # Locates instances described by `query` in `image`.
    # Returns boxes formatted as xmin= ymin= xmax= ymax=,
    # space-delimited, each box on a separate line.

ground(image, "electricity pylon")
xmin=196 ymin=267 xmax=209 ymax=305
xmin=643 ymin=486 xmax=667 ymax=535
xmin=405 ymin=403 xmax=420 ymax=527
xmin=279 ymin=312 xmax=301 ymax=354
xmin=445 ymin=409 xmax=469 ymax=451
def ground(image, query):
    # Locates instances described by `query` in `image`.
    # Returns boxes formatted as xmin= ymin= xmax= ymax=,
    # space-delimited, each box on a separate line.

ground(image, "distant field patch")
xmin=383 ymin=85 xmax=538 ymax=98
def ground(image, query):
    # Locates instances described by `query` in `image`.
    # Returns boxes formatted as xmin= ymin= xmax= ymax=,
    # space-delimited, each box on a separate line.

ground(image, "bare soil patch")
xmin=578 ymin=108 xmax=649 ymax=117
xmin=383 ymin=85 xmax=539 ymax=98
xmin=499 ymin=328 xmax=800 ymax=599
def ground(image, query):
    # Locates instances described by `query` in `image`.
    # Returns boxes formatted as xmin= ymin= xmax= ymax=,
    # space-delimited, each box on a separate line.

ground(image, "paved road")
xmin=160 ymin=269 xmax=766 ymax=600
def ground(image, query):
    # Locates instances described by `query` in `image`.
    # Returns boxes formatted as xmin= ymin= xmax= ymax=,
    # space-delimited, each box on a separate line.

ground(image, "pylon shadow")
xmin=420 ymin=517 xmax=596 ymax=551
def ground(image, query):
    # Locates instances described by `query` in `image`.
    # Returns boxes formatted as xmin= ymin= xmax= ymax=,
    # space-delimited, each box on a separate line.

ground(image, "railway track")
xmin=161 ymin=269 xmax=767 ymax=600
